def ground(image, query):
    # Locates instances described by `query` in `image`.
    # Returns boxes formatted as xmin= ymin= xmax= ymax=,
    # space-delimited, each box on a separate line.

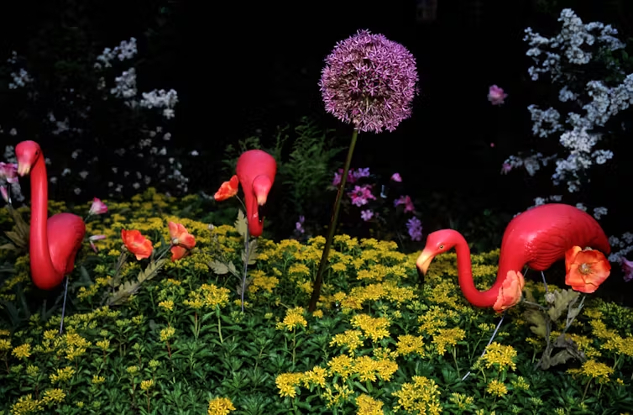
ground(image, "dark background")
xmin=1 ymin=0 xmax=632 ymax=301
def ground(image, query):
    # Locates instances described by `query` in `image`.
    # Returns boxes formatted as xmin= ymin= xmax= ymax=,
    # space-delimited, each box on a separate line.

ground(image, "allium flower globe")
xmin=319 ymin=29 xmax=419 ymax=133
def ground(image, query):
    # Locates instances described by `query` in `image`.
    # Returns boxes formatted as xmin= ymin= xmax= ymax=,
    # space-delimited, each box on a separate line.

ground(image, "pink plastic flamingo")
xmin=235 ymin=150 xmax=277 ymax=237
xmin=16 ymin=140 xmax=86 ymax=332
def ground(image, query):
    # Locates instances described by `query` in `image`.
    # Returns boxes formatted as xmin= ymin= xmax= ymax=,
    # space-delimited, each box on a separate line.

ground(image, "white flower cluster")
xmin=7 ymin=52 xmax=33 ymax=89
xmin=139 ymin=89 xmax=179 ymax=119
xmin=110 ymin=68 xmax=137 ymax=99
xmin=504 ymin=9 xmax=632 ymax=192
xmin=95 ymin=38 xmax=138 ymax=69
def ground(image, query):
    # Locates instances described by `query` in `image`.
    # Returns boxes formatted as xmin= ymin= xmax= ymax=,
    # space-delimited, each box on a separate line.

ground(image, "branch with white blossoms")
xmin=503 ymin=9 xmax=633 ymax=193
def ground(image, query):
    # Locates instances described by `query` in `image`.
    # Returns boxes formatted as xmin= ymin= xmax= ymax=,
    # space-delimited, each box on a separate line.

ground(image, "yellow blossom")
xmin=356 ymin=394 xmax=384 ymax=415
xmin=140 ymin=379 xmax=154 ymax=391
xmin=12 ymin=343 xmax=32 ymax=360
xmin=396 ymin=334 xmax=425 ymax=357
xmin=276 ymin=307 xmax=307 ymax=331
xmin=432 ymin=327 xmax=465 ymax=355
xmin=50 ymin=367 xmax=75 ymax=384
xmin=208 ymin=397 xmax=236 ymax=415
xmin=479 ymin=342 xmax=517 ymax=371
xmin=275 ymin=373 xmax=303 ymax=398
xmin=487 ymin=379 xmax=508 ymax=397
xmin=160 ymin=327 xmax=176 ymax=342
xmin=330 ymin=330 xmax=364 ymax=355
xmin=392 ymin=376 xmax=442 ymax=415
xmin=351 ymin=314 xmax=390 ymax=342
xmin=158 ymin=300 xmax=175 ymax=311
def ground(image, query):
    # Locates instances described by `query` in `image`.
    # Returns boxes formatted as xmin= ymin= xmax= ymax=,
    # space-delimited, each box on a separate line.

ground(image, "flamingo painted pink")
xmin=235 ymin=150 xmax=277 ymax=237
xmin=416 ymin=203 xmax=611 ymax=308
xmin=16 ymin=141 xmax=86 ymax=291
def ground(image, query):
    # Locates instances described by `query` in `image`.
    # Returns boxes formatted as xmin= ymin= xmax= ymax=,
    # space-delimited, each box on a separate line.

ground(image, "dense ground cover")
xmin=0 ymin=190 xmax=631 ymax=414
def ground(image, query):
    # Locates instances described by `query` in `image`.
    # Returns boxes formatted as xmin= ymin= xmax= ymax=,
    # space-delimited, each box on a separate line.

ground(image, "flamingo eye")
xmin=439 ymin=244 xmax=444 ymax=250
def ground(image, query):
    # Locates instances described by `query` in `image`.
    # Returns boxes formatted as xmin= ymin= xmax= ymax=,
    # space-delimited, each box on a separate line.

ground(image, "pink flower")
xmin=500 ymin=163 xmax=512 ymax=175
xmin=89 ymin=197 xmax=108 ymax=215
xmin=0 ymin=186 xmax=8 ymax=203
xmin=361 ymin=210 xmax=374 ymax=221
xmin=391 ymin=173 xmax=402 ymax=182
xmin=621 ymin=257 xmax=633 ymax=282
xmin=348 ymin=185 xmax=376 ymax=207
xmin=332 ymin=169 xmax=357 ymax=186
xmin=407 ymin=217 xmax=423 ymax=241
xmin=89 ymin=234 xmax=107 ymax=253
xmin=394 ymin=195 xmax=415 ymax=213
xmin=0 ymin=162 xmax=18 ymax=184
xmin=488 ymin=85 xmax=508 ymax=106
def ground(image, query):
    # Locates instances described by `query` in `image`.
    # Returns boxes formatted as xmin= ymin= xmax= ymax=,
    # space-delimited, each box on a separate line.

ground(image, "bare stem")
xmin=309 ymin=129 xmax=359 ymax=312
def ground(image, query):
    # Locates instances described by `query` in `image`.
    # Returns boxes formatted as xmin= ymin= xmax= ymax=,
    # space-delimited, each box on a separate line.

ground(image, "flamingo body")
xmin=417 ymin=203 xmax=610 ymax=308
xmin=16 ymin=140 xmax=86 ymax=290
xmin=236 ymin=150 xmax=277 ymax=237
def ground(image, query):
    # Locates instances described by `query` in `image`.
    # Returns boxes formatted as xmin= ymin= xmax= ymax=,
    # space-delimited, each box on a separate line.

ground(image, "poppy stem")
xmin=308 ymin=129 xmax=359 ymax=312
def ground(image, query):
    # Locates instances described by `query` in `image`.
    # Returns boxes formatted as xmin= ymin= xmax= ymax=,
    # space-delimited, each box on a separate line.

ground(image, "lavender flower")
xmin=319 ymin=29 xmax=419 ymax=133
xmin=407 ymin=217 xmax=423 ymax=241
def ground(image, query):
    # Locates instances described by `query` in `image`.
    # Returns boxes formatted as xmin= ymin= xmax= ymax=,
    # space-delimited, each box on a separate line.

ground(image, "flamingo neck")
xmin=244 ymin=185 xmax=263 ymax=237
xmin=29 ymin=155 xmax=61 ymax=287
xmin=454 ymin=235 xmax=504 ymax=308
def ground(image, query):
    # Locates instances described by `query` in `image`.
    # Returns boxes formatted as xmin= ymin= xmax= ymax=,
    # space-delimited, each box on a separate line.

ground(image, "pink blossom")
xmin=89 ymin=198 xmax=108 ymax=215
xmin=348 ymin=185 xmax=376 ymax=207
xmin=361 ymin=210 xmax=374 ymax=221
xmin=407 ymin=217 xmax=423 ymax=241
xmin=394 ymin=195 xmax=415 ymax=213
xmin=0 ymin=162 xmax=18 ymax=184
xmin=89 ymin=234 xmax=107 ymax=253
xmin=487 ymin=85 xmax=508 ymax=106
xmin=391 ymin=173 xmax=402 ymax=182
xmin=490 ymin=142 xmax=495 ymax=148
xmin=621 ymin=257 xmax=633 ymax=282
xmin=500 ymin=163 xmax=512 ymax=175
xmin=0 ymin=186 xmax=8 ymax=203
xmin=332 ymin=169 xmax=357 ymax=186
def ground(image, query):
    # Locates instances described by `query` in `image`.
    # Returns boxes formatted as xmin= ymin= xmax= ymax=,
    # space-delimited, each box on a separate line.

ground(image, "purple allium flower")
xmin=319 ymin=29 xmax=419 ymax=133
xmin=406 ymin=217 xmax=423 ymax=241
xmin=353 ymin=167 xmax=370 ymax=179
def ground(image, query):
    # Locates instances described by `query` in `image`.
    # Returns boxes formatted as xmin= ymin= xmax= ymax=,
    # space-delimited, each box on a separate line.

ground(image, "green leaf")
xmin=137 ymin=258 xmax=168 ymax=283
xmin=0 ymin=242 xmax=17 ymax=251
xmin=242 ymin=239 xmax=258 ymax=265
xmin=107 ymin=280 xmax=140 ymax=306
xmin=235 ymin=210 xmax=248 ymax=238
xmin=524 ymin=308 xmax=547 ymax=338
xmin=209 ymin=260 xmax=229 ymax=275
xmin=547 ymin=289 xmax=580 ymax=322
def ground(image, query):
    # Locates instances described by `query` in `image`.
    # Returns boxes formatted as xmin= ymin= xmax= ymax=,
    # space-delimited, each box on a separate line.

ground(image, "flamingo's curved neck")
xmin=454 ymin=235 xmax=505 ymax=308
xmin=244 ymin=184 xmax=263 ymax=237
xmin=29 ymin=154 xmax=61 ymax=284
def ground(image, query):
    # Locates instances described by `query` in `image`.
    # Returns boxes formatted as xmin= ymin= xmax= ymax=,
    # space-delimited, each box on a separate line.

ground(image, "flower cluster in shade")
xmin=319 ymin=29 xmax=419 ymax=133
xmin=330 ymin=167 xmax=422 ymax=241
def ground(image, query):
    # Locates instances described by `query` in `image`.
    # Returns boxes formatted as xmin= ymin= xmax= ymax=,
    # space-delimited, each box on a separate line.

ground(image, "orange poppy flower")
xmin=121 ymin=229 xmax=153 ymax=260
xmin=493 ymin=270 xmax=525 ymax=313
xmin=214 ymin=175 xmax=239 ymax=201
xmin=168 ymin=221 xmax=196 ymax=261
xmin=565 ymin=246 xmax=611 ymax=293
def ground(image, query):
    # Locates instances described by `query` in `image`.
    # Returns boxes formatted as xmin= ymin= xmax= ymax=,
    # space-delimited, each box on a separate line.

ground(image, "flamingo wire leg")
xmin=541 ymin=271 xmax=549 ymax=293
xmin=462 ymin=312 xmax=506 ymax=381
xmin=59 ymin=276 xmax=69 ymax=335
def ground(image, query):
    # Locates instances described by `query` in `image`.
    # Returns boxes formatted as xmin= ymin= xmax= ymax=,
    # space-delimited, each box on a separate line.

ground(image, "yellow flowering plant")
xmin=0 ymin=190 xmax=631 ymax=414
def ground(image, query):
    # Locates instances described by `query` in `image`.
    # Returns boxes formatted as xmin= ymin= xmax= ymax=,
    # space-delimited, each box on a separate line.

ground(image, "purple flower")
xmin=391 ymin=173 xmax=402 ymax=182
xmin=348 ymin=185 xmax=376 ymax=207
xmin=353 ymin=168 xmax=370 ymax=179
xmin=488 ymin=85 xmax=508 ymax=105
xmin=361 ymin=210 xmax=374 ymax=221
xmin=319 ymin=29 xmax=419 ymax=133
xmin=296 ymin=215 xmax=305 ymax=234
xmin=500 ymin=163 xmax=512 ymax=175
xmin=406 ymin=217 xmax=423 ymax=241
xmin=621 ymin=257 xmax=633 ymax=282
xmin=0 ymin=162 xmax=18 ymax=184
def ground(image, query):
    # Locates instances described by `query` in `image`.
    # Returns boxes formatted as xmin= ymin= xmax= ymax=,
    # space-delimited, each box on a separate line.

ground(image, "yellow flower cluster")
xmin=486 ymin=379 xmax=508 ymax=397
xmin=432 ymin=327 xmax=466 ymax=355
xmin=479 ymin=342 xmax=517 ymax=371
xmin=395 ymin=334 xmax=425 ymax=357
xmin=276 ymin=307 xmax=308 ymax=331
xmin=355 ymin=394 xmax=384 ymax=415
xmin=208 ymin=397 xmax=236 ymax=414
xmin=392 ymin=376 xmax=442 ymax=415
xmin=568 ymin=359 xmax=614 ymax=383
xmin=184 ymin=284 xmax=230 ymax=310
xmin=351 ymin=314 xmax=390 ymax=342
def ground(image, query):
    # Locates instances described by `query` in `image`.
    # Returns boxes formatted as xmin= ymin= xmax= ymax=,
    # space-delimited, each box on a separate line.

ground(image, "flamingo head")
xmin=15 ymin=140 xmax=42 ymax=176
xmin=416 ymin=229 xmax=462 ymax=275
xmin=252 ymin=175 xmax=273 ymax=206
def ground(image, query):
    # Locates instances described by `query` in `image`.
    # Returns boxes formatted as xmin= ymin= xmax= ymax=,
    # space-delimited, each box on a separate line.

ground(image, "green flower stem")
xmin=309 ymin=128 xmax=359 ymax=312
xmin=216 ymin=306 xmax=224 ymax=344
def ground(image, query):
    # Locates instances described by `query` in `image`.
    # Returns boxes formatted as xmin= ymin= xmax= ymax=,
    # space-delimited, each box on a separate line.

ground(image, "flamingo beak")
xmin=17 ymin=162 xmax=31 ymax=177
xmin=415 ymin=248 xmax=435 ymax=276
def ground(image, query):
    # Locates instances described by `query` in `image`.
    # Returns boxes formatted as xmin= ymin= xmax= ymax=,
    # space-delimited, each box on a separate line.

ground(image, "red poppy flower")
xmin=565 ymin=246 xmax=610 ymax=293
xmin=214 ymin=175 xmax=239 ymax=201
xmin=121 ymin=229 xmax=153 ymax=260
